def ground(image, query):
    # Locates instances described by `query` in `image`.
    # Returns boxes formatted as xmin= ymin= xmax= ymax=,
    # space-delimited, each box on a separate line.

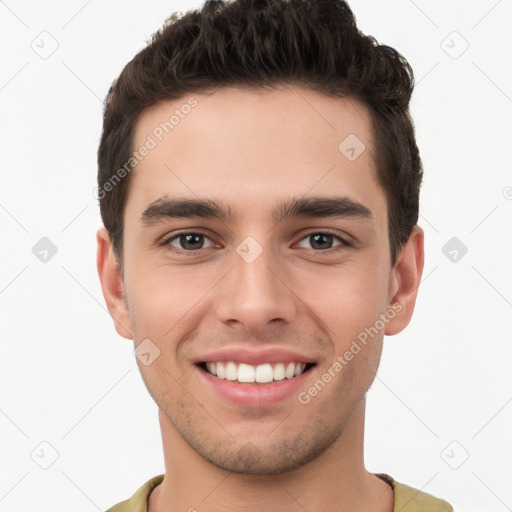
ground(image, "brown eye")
xmin=163 ymin=232 xmax=216 ymax=252
xmin=297 ymin=231 xmax=351 ymax=251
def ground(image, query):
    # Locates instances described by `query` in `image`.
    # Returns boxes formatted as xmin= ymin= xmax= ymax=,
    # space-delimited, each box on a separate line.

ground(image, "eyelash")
xmin=159 ymin=229 xmax=353 ymax=255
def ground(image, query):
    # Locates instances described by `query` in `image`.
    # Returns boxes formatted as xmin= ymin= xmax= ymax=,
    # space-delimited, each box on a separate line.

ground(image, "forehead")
xmin=126 ymin=86 xmax=386 ymax=225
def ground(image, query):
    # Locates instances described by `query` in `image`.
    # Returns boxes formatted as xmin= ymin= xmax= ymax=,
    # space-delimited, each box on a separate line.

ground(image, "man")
xmin=96 ymin=0 xmax=454 ymax=510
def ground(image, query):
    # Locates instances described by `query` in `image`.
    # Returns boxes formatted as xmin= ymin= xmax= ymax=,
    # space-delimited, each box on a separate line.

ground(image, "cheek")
xmin=293 ymin=260 xmax=389 ymax=340
xmin=125 ymin=261 xmax=219 ymax=339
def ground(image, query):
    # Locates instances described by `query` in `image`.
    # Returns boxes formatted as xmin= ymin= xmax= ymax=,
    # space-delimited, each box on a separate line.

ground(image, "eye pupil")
xmin=181 ymin=233 xmax=203 ymax=250
xmin=310 ymin=233 xmax=333 ymax=250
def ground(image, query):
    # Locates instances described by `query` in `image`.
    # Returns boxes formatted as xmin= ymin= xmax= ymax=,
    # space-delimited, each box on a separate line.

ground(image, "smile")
xmin=199 ymin=361 xmax=315 ymax=384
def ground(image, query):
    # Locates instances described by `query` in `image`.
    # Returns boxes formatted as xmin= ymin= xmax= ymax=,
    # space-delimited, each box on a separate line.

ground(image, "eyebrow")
xmin=139 ymin=196 xmax=373 ymax=226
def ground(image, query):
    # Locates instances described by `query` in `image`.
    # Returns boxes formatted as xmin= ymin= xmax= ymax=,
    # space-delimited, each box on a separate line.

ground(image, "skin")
xmin=97 ymin=86 xmax=424 ymax=512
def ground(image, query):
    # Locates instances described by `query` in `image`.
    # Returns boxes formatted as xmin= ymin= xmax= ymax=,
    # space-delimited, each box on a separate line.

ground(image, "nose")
xmin=214 ymin=242 xmax=299 ymax=335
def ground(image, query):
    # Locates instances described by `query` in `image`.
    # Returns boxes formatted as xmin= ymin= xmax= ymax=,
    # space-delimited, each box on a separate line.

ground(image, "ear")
xmin=96 ymin=227 xmax=133 ymax=339
xmin=385 ymin=225 xmax=425 ymax=336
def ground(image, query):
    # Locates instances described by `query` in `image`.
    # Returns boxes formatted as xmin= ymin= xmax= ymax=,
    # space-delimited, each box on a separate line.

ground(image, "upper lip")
xmin=194 ymin=347 xmax=317 ymax=366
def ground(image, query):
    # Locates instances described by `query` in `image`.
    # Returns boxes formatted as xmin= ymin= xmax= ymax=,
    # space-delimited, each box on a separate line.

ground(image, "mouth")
xmin=193 ymin=348 xmax=319 ymax=407
xmin=197 ymin=361 xmax=316 ymax=384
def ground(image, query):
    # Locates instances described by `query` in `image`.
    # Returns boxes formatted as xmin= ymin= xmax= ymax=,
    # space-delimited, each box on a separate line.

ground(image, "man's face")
xmin=114 ymin=87 xmax=402 ymax=474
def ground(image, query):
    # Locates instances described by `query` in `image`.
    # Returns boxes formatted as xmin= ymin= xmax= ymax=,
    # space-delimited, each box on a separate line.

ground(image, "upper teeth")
xmin=205 ymin=362 xmax=307 ymax=383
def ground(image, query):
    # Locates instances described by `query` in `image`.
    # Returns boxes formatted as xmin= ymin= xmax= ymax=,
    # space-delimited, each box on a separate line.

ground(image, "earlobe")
xmin=385 ymin=225 xmax=425 ymax=336
xmin=96 ymin=227 xmax=133 ymax=339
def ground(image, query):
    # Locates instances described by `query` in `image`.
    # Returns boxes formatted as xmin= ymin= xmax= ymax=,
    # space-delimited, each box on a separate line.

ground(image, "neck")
xmin=149 ymin=400 xmax=393 ymax=512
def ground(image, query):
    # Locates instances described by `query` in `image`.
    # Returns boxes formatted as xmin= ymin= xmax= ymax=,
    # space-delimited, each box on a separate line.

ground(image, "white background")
xmin=0 ymin=0 xmax=511 ymax=511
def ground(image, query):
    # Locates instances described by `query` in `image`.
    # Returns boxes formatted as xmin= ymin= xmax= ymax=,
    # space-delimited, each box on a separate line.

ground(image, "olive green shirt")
xmin=105 ymin=473 xmax=453 ymax=511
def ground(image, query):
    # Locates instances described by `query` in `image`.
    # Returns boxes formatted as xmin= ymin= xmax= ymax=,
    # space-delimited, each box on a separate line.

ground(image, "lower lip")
xmin=196 ymin=365 xmax=314 ymax=407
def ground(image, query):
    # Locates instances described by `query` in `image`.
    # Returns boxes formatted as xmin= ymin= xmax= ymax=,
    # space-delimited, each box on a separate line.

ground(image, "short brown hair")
xmin=97 ymin=0 xmax=422 ymax=266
